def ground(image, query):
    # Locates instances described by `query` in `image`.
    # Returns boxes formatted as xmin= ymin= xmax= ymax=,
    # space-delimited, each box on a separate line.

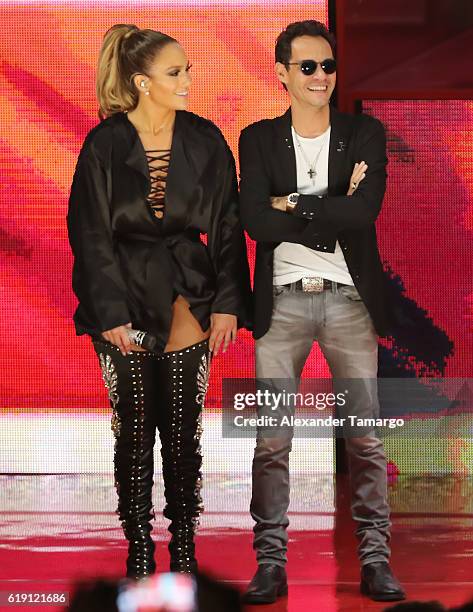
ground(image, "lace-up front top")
xmin=145 ymin=149 xmax=171 ymax=219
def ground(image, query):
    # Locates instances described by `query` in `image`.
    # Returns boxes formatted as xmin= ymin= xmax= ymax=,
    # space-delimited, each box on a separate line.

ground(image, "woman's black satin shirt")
xmin=67 ymin=111 xmax=252 ymax=352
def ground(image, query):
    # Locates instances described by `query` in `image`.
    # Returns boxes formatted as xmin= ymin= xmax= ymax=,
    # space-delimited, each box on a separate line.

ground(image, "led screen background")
xmin=364 ymin=99 xmax=473 ymax=476
xmin=0 ymin=1 xmax=329 ymax=411
xmin=365 ymin=100 xmax=473 ymax=380
xmin=0 ymin=3 xmax=472 ymax=475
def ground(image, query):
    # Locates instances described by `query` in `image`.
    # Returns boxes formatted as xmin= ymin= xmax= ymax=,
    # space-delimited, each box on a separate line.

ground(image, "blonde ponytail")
xmin=96 ymin=24 xmax=176 ymax=120
xmin=96 ymin=24 xmax=138 ymax=120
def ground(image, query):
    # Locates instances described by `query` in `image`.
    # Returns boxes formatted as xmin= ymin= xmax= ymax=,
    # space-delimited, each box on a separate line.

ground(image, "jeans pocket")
xmin=273 ymin=284 xmax=289 ymax=297
xmin=338 ymin=285 xmax=363 ymax=301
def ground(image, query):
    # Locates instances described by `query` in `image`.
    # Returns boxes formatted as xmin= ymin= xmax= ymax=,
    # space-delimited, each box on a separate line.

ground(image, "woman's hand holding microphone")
xmin=102 ymin=323 xmax=133 ymax=356
xmin=102 ymin=316 xmax=238 ymax=357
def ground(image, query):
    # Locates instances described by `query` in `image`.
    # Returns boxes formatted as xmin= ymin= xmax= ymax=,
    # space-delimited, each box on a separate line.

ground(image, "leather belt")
xmin=283 ymin=276 xmax=348 ymax=293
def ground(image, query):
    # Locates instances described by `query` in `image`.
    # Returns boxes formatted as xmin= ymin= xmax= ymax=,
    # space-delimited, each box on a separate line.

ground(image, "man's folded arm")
xmin=238 ymin=127 xmax=312 ymax=244
xmin=295 ymin=119 xmax=388 ymax=233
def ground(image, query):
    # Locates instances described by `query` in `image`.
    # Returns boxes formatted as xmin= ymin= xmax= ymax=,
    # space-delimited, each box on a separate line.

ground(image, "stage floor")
xmin=1 ymin=475 xmax=473 ymax=611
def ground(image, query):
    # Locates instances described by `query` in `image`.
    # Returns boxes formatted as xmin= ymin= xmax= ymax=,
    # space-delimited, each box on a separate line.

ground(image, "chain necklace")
xmin=292 ymin=127 xmax=329 ymax=185
xmin=125 ymin=111 xmax=174 ymax=135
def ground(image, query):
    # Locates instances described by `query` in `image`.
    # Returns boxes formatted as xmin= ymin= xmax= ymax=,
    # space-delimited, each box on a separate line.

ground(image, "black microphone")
xmin=127 ymin=328 xmax=157 ymax=352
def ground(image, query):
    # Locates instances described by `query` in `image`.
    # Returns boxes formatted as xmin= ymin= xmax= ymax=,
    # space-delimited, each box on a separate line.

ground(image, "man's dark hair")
xmin=275 ymin=20 xmax=336 ymax=65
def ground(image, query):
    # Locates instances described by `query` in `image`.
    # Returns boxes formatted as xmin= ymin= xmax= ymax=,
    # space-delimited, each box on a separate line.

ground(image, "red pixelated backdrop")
xmin=0 ymin=4 xmax=472 ymax=416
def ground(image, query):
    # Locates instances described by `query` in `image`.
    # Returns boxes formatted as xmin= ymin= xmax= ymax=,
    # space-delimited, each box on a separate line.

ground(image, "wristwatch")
xmin=286 ymin=192 xmax=299 ymax=213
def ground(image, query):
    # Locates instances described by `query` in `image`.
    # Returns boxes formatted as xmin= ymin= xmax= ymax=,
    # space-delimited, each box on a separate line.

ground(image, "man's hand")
xmin=347 ymin=162 xmax=368 ymax=195
xmin=209 ymin=313 xmax=237 ymax=356
xmin=270 ymin=196 xmax=288 ymax=211
xmin=102 ymin=322 xmax=132 ymax=356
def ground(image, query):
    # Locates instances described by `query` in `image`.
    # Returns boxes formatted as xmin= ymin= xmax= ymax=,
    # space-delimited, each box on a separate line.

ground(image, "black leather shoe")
xmin=242 ymin=564 xmax=288 ymax=605
xmin=360 ymin=562 xmax=406 ymax=601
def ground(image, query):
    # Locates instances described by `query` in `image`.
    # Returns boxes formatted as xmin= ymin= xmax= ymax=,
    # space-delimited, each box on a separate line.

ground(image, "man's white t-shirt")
xmin=273 ymin=125 xmax=354 ymax=286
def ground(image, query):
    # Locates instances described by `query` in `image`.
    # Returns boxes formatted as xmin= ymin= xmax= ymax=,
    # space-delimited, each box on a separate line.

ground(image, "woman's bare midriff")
xmin=131 ymin=295 xmax=209 ymax=353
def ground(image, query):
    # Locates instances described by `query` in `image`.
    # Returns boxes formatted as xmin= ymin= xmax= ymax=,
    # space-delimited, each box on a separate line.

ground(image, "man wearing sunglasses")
xmin=239 ymin=20 xmax=405 ymax=604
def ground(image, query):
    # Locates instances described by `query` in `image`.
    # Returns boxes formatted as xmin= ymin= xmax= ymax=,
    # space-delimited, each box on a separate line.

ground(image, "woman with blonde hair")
xmin=67 ymin=24 xmax=251 ymax=578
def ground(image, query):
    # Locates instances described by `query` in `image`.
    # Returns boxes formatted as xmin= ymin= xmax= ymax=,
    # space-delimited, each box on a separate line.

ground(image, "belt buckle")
xmin=301 ymin=277 xmax=325 ymax=293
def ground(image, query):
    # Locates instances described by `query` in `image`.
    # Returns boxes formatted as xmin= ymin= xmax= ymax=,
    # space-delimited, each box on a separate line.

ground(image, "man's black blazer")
xmin=238 ymin=105 xmax=394 ymax=340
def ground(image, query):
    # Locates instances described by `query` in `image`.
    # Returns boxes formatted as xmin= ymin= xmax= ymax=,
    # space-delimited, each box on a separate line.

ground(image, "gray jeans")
xmin=251 ymin=282 xmax=391 ymax=567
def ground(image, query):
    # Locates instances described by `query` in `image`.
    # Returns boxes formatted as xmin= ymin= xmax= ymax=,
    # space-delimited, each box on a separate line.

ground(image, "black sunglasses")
xmin=286 ymin=58 xmax=337 ymax=75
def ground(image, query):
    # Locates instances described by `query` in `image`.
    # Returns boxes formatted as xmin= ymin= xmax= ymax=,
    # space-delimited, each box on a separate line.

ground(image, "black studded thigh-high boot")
xmin=155 ymin=339 xmax=211 ymax=573
xmin=93 ymin=340 xmax=158 ymax=579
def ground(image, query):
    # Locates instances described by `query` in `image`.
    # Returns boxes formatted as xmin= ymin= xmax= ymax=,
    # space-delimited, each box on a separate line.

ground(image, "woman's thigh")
xmin=164 ymin=295 xmax=210 ymax=352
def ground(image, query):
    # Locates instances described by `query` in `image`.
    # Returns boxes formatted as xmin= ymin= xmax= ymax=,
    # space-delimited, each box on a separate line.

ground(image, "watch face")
xmin=288 ymin=193 xmax=299 ymax=205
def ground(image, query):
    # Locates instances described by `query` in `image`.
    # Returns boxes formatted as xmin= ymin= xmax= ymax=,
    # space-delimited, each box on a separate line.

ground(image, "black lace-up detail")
xmin=145 ymin=149 xmax=171 ymax=219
